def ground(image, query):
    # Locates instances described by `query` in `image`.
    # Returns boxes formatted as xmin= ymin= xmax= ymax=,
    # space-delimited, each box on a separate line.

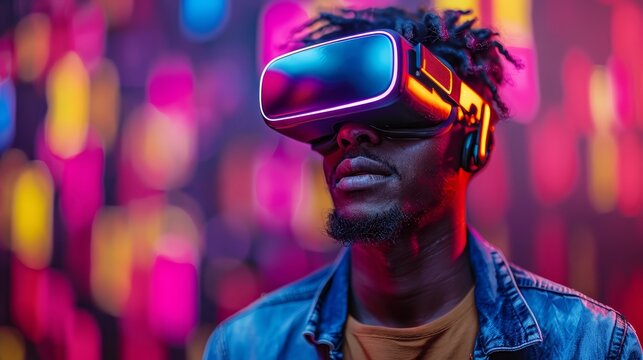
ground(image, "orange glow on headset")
xmin=405 ymin=77 xmax=452 ymax=120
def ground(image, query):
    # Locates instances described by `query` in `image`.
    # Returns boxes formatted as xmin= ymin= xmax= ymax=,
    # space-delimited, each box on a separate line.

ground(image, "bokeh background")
xmin=1 ymin=0 xmax=642 ymax=358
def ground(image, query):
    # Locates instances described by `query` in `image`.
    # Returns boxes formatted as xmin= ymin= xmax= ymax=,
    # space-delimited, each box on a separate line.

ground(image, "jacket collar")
xmin=302 ymin=247 xmax=351 ymax=353
xmin=303 ymin=229 xmax=543 ymax=356
xmin=467 ymin=228 xmax=543 ymax=356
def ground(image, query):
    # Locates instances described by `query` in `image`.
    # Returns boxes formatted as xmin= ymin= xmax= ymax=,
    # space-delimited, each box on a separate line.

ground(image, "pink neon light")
xmin=562 ymin=48 xmax=593 ymax=134
xmin=65 ymin=310 xmax=101 ymax=360
xmin=534 ymin=214 xmax=567 ymax=285
xmin=259 ymin=1 xmax=309 ymax=69
xmin=253 ymin=143 xmax=305 ymax=229
xmin=529 ymin=108 xmax=579 ymax=205
xmin=72 ymin=3 xmax=106 ymax=69
xmin=60 ymin=132 xmax=104 ymax=232
xmin=149 ymin=255 xmax=197 ymax=345
xmin=608 ymin=57 xmax=634 ymax=128
xmin=498 ymin=46 xmax=539 ymax=123
xmin=11 ymin=259 xmax=47 ymax=342
xmin=617 ymin=133 xmax=641 ymax=216
xmin=147 ymin=56 xmax=194 ymax=116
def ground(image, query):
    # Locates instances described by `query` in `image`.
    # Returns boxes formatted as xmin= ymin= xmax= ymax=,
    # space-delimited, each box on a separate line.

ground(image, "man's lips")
xmin=333 ymin=156 xmax=395 ymax=191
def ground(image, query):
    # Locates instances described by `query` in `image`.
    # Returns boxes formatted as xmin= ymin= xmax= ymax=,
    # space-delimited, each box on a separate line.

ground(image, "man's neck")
xmin=349 ymin=213 xmax=473 ymax=328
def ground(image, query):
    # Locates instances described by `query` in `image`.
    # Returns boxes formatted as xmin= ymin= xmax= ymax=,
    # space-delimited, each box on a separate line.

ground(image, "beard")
xmin=325 ymin=206 xmax=419 ymax=246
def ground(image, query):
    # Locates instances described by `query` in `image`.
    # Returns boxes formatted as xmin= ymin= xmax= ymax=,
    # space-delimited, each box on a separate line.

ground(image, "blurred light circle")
xmin=253 ymin=143 xmax=306 ymax=230
xmin=11 ymin=161 xmax=54 ymax=270
xmin=180 ymin=0 xmax=229 ymax=41
xmin=149 ymin=255 xmax=198 ymax=345
xmin=123 ymin=105 xmax=197 ymax=190
xmin=14 ymin=12 xmax=50 ymax=82
xmin=64 ymin=310 xmax=101 ymax=360
xmin=0 ymin=149 xmax=28 ymax=249
xmin=96 ymin=0 xmax=133 ymax=27
xmin=0 ymin=326 xmax=25 ymax=360
xmin=91 ymin=207 xmax=132 ymax=316
xmin=206 ymin=258 xmax=259 ymax=312
xmin=156 ymin=204 xmax=202 ymax=265
xmin=89 ymin=59 xmax=120 ymax=150
xmin=45 ymin=52 xmax=90 ymax=159
xmin=72 ymin=3 xmax=106 ymax=70
xmin=0 ymin=78 xmax=15 ymax=151
xmin=291 ymin=156 xmax=336 ymax=252
xmin=59 ymin=133 xmax=105 ymax=232
xmin=147 ymin=56 xmax=194 ymax=115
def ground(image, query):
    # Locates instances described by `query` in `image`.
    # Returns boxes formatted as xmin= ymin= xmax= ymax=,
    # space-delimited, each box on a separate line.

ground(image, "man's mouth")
xmin=333 ymin=156 xmax=394 ymax=191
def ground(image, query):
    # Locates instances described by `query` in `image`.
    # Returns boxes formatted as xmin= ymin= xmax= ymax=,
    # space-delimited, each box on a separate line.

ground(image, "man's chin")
xmin=325 ymin=206 xmax=418 ymax=246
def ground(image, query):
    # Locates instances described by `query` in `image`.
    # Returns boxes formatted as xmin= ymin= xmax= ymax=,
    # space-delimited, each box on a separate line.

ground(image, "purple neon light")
xmin=259 ymin=31 xmax=399 ymax=124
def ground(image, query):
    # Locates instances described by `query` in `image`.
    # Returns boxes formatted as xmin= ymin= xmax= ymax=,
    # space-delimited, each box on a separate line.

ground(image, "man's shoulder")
xmin=203 ymin=264 xmax=333 ymax=359
xmin=509 ymin=263 xmax=619 ymax=318
xmin=508 ymin=263 xmax=641 ymax=359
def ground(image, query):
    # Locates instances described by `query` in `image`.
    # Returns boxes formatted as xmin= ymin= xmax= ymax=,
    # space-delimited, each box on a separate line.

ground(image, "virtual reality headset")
xmin=259 ymin=29 xmax=494 ymax=156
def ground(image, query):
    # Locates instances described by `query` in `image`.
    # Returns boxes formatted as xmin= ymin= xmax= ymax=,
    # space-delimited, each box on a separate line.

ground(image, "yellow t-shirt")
xmin=342 ymin=287 xmax=478 ymax=360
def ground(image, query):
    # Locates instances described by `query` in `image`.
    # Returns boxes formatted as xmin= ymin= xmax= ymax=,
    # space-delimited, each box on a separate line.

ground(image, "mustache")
xmin=336 ymin=149 xmax=400 ymax=177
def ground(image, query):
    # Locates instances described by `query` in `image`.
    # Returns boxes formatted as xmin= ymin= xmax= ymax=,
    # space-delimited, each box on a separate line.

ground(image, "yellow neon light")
xmin=11 ymin=162 xmax=53 ymax=269
xmin=46 ymin=52 xmax=90 ymax=158
xmin=589 ymin=133 xmax=616 ymax=213
xmin=492 ymin=0 xmax=533 ymax=46
xmin=459 ymin=82 xmax=484 ymax=121
xmin=434 ymin=0 xmax=480 ymax=22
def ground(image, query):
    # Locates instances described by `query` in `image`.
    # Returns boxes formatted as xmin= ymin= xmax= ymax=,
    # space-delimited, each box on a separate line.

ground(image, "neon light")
xmin=478 ymin=103 xmax=491 ymax=161
xmin=405 ymin=77 xmax=452 ymax=120
xmin=15 ymin=13 xmax=50 ymax=81
xmin=260 ymin=31 xmax=399 ymax=125
xmin=90 ymin=59 xmax=120 ymax=150
xmin=589 ymin=66 xmax=615 ymax=133
xmin=492 ymin=0 xmax=533 ymax=46
xmin=180 ymin=0 xmax=229 ymax=41
xmin=11 ymin=162 xmax=54 ymax=270
xmin=589 ymin=133 xmax=617 ymax=213
xmin=45 ymin=52 xmax=90 ymax=158
xmin=0 ymin=78 xmax=15 ymax=151
xmin=91 ymin=207 xmax=132 ymax=316
xmin=434 ymin=0 xmax=481 ymax=23
xmin=617 ymin=133 xmax=641 ymax=216
xmin=420 ymin=50 xmax=453 ymax=95
xmin=0 ymin=327 xmax=25 ymax=360
xmin=458 ymin=82 xmax=484 ymax=121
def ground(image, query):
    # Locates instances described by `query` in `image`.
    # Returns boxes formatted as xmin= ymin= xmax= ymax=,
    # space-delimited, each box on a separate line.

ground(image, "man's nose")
xmin=336 ymin=123 xmax=381 ymax=150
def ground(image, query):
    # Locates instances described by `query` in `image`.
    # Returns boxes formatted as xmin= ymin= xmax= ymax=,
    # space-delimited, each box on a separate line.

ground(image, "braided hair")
xmin=294 ymin=7 xmax=522 ymax=120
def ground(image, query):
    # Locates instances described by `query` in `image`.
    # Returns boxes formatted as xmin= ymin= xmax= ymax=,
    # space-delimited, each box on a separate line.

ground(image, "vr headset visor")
xmin=260 ymin=30 xmax=495 ymax=152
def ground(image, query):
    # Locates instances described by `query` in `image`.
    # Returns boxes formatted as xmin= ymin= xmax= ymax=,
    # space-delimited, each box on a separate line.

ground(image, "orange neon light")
xmin=478 ymin=103 xmax=491 ymax=161
xmin=406 ymin=77 xmax=452 ymax=120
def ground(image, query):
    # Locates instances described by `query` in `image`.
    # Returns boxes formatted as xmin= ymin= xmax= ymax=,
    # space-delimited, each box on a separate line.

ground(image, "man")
xmin=205 ymin=7 xmax=642 ymax=359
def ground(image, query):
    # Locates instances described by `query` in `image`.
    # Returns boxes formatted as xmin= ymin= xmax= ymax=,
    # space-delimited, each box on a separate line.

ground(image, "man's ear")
xmin=461 ymin=128 xmax=494 ymax=173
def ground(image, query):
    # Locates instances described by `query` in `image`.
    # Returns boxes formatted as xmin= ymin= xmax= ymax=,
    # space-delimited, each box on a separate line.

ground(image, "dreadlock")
xmin=294 ymin=7 xmax=522 ymax=120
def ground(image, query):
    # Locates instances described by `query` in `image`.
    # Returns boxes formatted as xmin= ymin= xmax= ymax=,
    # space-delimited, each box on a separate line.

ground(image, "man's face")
xmin=320 ymin=121 xmax=469 ymax=244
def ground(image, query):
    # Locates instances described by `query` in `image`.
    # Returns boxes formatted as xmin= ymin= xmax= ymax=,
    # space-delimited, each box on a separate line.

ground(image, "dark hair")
xmin=294 ymin=7 xmax=522 ymax=119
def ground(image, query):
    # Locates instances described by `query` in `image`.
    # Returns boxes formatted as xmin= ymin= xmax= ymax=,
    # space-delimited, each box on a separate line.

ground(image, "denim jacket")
xmin=204 ymin=230 xmax=642 ymax=359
